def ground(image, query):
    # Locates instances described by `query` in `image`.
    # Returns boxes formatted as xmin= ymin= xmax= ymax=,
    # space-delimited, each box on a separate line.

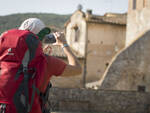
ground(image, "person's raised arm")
xmin=53 ymin=32 xmax=82 ymax=77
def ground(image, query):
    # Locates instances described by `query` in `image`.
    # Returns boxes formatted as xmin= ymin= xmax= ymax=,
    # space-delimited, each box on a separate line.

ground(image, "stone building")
xmin=47 ymin=1 xmax=150 ymax=112
xmin=44 ymin=8 xmax=127 ymax=88
xmin=99 ymin=0 xmax=150 ymax=92
xmin=64 ymin=9 xmax=126 ymax=88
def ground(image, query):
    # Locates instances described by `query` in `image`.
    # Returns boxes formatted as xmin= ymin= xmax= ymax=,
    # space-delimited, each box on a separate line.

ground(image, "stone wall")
xmin=49 ymin=87 xmax=150 ymax=113
xmin=100 ymin=30 xmax=150 ymax=92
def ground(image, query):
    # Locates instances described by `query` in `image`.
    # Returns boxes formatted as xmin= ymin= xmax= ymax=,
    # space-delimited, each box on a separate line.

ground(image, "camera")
xmin=44 ymin=33 xmax=56 ymax=44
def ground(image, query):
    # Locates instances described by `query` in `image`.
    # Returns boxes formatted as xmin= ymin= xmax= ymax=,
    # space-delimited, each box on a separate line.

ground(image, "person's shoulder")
xmin=45 ymin=55 xmax=64 ymax=64
xmin=45 ymin=55 xmax=56 ymax=61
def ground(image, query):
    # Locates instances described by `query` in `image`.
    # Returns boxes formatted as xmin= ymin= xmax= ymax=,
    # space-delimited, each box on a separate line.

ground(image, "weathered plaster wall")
xmin=86 ymin=23 xmax=126 ymax=84
xmin=100 ymin=30 xmax=150 ymax=92
xmin=65 ymin=11 xmax=87 ymax=56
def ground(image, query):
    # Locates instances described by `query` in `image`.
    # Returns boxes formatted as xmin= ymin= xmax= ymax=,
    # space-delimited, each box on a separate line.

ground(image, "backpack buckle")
xmin=23 ymin=67 xmax=28 ymax=73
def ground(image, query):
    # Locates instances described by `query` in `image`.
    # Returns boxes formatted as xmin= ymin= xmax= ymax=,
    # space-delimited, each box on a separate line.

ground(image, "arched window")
xmin=73 ymin=26 xmax=80 ymax=42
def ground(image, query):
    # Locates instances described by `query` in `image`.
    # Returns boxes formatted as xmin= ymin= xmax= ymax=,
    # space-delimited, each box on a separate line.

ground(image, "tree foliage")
xmin=0 ymin=13 xmax=70 ymax=34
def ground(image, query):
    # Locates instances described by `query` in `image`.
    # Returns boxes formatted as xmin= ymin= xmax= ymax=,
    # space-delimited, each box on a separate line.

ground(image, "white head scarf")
xmin=19 ymin=18 xmax=46 ymax=34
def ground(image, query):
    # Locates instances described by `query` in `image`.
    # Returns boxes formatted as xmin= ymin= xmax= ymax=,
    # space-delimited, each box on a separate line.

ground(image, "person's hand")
xmin=43 ymin=44 xmax=52 ymax=55
xmin=53 ymin=32 xmax=67 ymax=47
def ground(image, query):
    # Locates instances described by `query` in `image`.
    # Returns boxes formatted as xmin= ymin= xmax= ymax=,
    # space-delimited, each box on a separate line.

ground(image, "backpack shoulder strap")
xmin=14 ymin=32 xmax=40 ymax=113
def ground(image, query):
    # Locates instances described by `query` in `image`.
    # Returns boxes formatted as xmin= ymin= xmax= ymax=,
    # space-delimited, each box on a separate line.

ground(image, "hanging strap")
xmin=40 ymin=83 xmax=52 ymax=113
xmin=14 ymin=50 xmax=31 ymax=113
xmin=29 ymin=83 xmax=40 ymax=111
xmin=22 ymin=50 xmax=30 ymax=112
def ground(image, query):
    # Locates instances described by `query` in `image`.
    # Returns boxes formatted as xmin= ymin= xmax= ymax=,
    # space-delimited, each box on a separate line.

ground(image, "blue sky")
xmin=0 ymin=0 xmax=128 ymax=16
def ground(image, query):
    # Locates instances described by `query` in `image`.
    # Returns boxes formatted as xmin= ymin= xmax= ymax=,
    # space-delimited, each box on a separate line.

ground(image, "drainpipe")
xmin=82 ymin=23 xmax=88 ymax=88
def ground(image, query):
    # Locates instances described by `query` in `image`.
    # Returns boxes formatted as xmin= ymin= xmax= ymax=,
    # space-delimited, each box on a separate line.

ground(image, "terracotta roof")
xmin=86 ymin=13 xmax=127 ymax=25
xmin=43 ymin=44 xmax=84 ymax=58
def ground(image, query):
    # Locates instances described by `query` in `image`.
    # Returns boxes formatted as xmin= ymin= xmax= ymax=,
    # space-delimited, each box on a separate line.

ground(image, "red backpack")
xmin=0 ymin=29 xmax=47 ymax=113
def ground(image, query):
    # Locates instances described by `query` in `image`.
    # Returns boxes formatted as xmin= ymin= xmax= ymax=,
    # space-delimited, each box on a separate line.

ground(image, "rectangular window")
xmin=137 ymin=85 xmax=146 ymax=92
xmin=133 ymin=0 xmax=136 ymax=9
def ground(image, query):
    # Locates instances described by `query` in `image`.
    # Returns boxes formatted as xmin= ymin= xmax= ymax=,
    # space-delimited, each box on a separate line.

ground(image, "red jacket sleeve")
xmin=46 ymin=56 xmax=66 ymax=77
xmin=39 ymin=56 xmax=66 ymax=93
